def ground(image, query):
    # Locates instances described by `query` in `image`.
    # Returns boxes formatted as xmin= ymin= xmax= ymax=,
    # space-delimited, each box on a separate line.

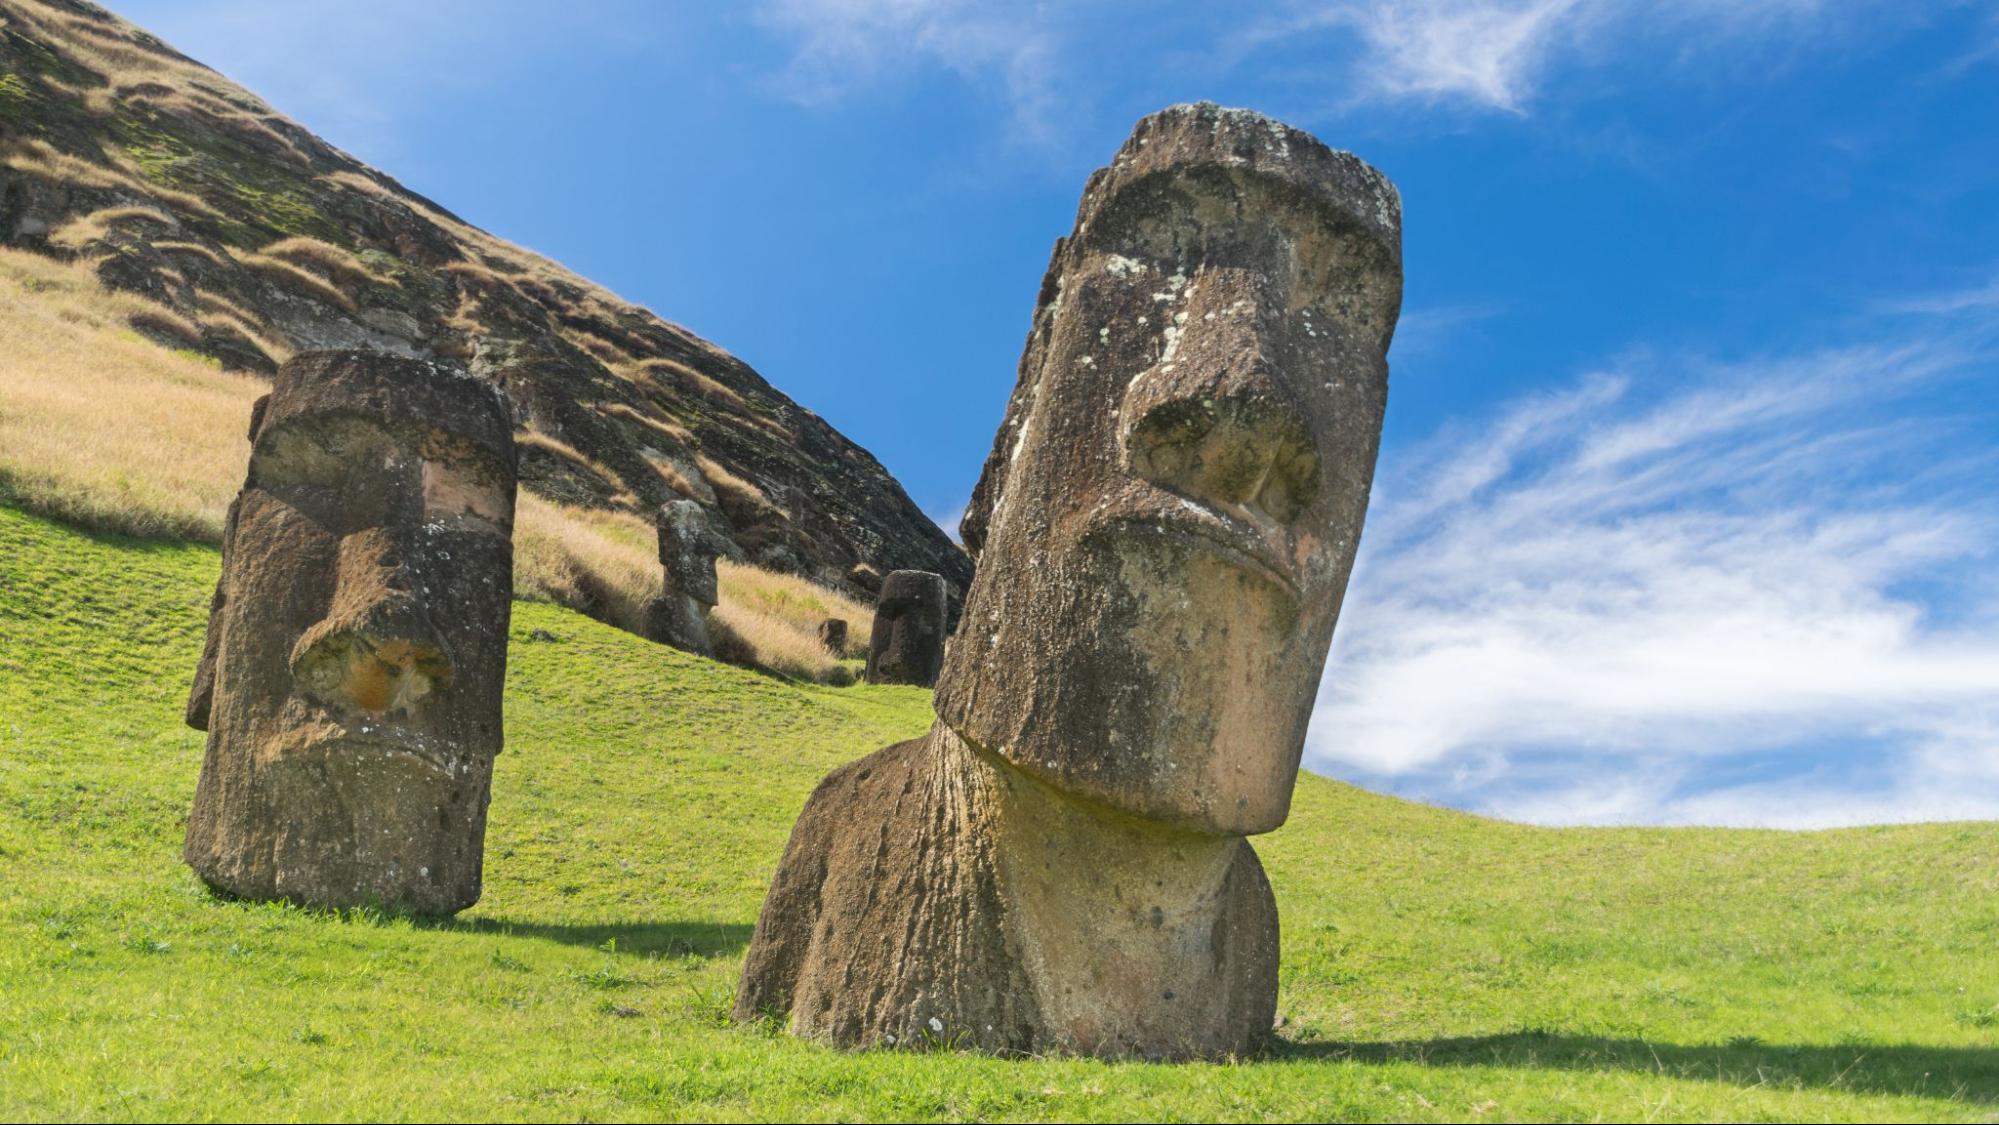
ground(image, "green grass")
xmin=0 ymin=499 xmax=1993 ymax=1122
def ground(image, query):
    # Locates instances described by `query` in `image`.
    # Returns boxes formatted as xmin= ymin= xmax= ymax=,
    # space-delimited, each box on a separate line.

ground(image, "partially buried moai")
xmin=644 ymin=498 xmax=724 ymax=656
xmin=184 ymin=350 xmax=518 ymax=916
xmin=735 ymin=103 xmax=1401 ymax=1059
xmin=817 ymin=617 xmax=848 ymax=655
xmin=863 ymin=570 xmax=947 ymax=686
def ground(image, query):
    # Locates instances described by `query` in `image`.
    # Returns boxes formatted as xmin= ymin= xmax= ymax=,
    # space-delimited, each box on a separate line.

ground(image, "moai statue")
xmin=735 ymin=103 xmax=1401 ymax=1059
xmin=817 ymin=617 xmax=848 ymax=655
xmin=863 ymin=570 xmax=947 ymax=687
xmin=644 ymin=498 xmax=724 ymax=656
xmin=183 ymin=350 xmax=517 ymax=916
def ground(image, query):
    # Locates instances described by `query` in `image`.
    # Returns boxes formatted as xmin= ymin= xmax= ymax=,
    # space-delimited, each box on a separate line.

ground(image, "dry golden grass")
xmin=259 ymin=237 xmax=384 ymax=292
xmin=47 ymin=205 xmax=176 ymax=250
xmin=0 ymin=244 xmax=869 ymax=680
xmin=716 ymin=559 xmax=873 ymax=663
xmin=238 ymin=253 xmax=358 ymax=313
xmin=514 ymin=496 xmax=871 ymax=682
xmin=0 ymin=247 xmax=259 ymax=539
xmin=696 ymin=452 xmax=769 ymax=509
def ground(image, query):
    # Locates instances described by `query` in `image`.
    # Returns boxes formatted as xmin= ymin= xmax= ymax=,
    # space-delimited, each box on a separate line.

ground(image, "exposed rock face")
xmin=644 ymin=498 xmax=724 ymax=656
xmin=736 ymin=103 xmax=1401 ymax=1059
xmin=0 ymin=1 xmax=970 ymax=608
xmin=816 ymin=617 xmax=848 ymax=655
xmin=183 ymin=350 xmax=517 ymax=915
xmin=863 ymin=570 xmax=947 ymax=687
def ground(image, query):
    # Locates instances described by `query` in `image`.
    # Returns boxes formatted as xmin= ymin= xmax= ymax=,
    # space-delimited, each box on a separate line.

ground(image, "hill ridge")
xmin=0 ymin=0 xmax=972 ymax=604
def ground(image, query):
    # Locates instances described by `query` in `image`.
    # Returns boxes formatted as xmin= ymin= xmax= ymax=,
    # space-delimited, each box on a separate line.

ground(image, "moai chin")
xmin=644 ymin=499 xmax=722 ymax=656
xmin=735 ymin=103 xmax=1401 ymax=1060
xmin=184 ymin=350 xmax=517 ymax=916
xmin=864 ymin=570 xmax=947 ymax=686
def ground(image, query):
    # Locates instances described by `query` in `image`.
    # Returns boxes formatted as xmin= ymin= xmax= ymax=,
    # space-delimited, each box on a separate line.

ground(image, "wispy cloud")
xmin=752 ymin=0 xmax=1063 ymax=142
xmin=750 ymin=0 xmax=1892 ymax=129
xmin=1310 ymin=296 xmax=1999 ymax=827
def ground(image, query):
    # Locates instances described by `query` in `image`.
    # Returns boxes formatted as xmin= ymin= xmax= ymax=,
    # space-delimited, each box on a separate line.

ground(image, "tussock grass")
xmin=47 ymin=204 xmax=176 ymax=250
xmin=0 ymin=248 xmax=259 ymax=539
xmin=0 ymin=503 xmax=1993 ymax=1121
xmin=238 ymin=252 xmax=358 ymax=313
xmin=1 ymin=137 xmax=223 ymax=220
xmin=0 ymin=245 xmax=867 ymax=679
xmin=516 ymin=496 xmax=871 ymax=683
xmin=258 ymin=236 xmax=385 ymax=292
xmin=696 ymin=451 xmax=769 ymax=511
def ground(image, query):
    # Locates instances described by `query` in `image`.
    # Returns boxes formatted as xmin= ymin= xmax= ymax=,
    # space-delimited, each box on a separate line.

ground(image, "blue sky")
xmin=117 ymin=0 xmax=1999 ymax=827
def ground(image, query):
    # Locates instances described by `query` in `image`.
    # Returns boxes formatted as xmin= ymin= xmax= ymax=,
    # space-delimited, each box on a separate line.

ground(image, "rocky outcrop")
xmin=737 ymin=103 xmax=1401 ymax=1059
xmin=184 ymin=350 xmax=517 ymax=915
xmin=0 ymin=0 xmax=969 ymax=605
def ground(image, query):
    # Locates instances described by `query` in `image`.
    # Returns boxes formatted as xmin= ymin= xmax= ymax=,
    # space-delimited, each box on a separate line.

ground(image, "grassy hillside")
xmin=0 ymin=0 xmax=972 ymax=601
xmin=0 ymin=499 xmax=1993 ymax=1122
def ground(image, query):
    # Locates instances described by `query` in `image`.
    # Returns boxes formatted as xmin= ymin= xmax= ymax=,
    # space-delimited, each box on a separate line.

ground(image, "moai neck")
xmin=932 ymin=723 xmax=1253 ymax=1058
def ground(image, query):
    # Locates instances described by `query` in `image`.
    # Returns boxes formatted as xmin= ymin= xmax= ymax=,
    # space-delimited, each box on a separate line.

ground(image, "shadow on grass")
xmin=437 ymin=917 xmax=752 ymax=959
xmin=1279 ymin=1031 xmax=1997 ymax=1103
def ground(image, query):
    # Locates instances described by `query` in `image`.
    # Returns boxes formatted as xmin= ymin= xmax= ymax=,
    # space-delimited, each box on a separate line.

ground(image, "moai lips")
xmin=735 ymin=103 xmax=1401 ymax=1060
xmin=864 ymin=570 xmax=947 ymax=686
xmin=183 ymin=350 xmax=517 ymax=916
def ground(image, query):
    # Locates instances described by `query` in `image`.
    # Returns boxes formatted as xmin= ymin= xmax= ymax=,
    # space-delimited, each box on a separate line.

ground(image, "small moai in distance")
xmin=184 ymin=349 xmax=518 ymax=916
xmin=735 ymin=103 xmax=1401 ymax=1059
xmin=863 ymin=570 xmax=946 ymax=686
xmin=817 ymin=617 xmax=848 ymax=655
xmin=644 ymin=498 xmax=724 ymax=656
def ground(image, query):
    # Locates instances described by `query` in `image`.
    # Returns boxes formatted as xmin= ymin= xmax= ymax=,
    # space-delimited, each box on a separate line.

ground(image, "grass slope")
xmin=0 ymin=501 xmax=1993 ymax=1122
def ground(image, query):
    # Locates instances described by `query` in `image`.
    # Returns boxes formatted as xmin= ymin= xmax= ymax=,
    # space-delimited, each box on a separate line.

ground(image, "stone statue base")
xmin=645 ymin=592 xmax=712 ymax=656
xmin=734 ymin=724 xmax=1278 ymax=1060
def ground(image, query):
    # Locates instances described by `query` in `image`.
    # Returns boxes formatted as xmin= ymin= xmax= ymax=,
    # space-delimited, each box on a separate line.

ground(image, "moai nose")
xmin=1120 ymin=276 xmax=1321 ymax=526
xmin=290 ymin=531 xmax=454 ymax=716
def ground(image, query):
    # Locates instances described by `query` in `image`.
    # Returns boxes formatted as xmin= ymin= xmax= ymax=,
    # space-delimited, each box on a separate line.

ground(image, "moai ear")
xmin=185 ymin=494 xmax=242 ymax=731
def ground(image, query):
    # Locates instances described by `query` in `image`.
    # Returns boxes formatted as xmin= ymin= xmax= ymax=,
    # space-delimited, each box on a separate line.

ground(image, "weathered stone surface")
xmin=644 ymin=499 xmax=726 ymax=655
xmin=863 ymin=570 xmax=947 ymax=687
xmin=817 ymin=617 xmax=848 ymax=654
xmin=736 ymin=103 xmax=1400 ymax=1059
xmin=183 ymin=349 xmax=517 ymax=915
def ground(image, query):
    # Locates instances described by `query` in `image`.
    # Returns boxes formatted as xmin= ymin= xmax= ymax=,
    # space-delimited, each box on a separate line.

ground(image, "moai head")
xmin=184 ymin=350 xmax=517 ymax=914
xmin=937 ymin=103 xmax=1401 ymax=836
xmin=817 ymin=617 xmax=849 ymax=655
xmin=866 ymin=570 xmax=947 ymax=686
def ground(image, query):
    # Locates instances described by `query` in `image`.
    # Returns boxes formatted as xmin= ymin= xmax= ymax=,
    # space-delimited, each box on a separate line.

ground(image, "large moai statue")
xmin=184 ymin=350 xmax=518 ymax=916
xmin=644 ymin=499 xmax=724 ymax=656
xmin=735 ymin=104 xmax=1401 ymax=1059
xmin=863 ymin=570 xmax=947 ymax=686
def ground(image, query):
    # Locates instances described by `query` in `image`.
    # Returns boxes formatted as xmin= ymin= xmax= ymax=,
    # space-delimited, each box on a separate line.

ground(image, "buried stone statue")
xmin=645 ymin=498 xmax=727 ymax=656
xmin=864 ymin=569 xmax=948 ymax=686
xmin=184 ymin=350 xmax=518 ymax=916
xmin=734 ymin=103 xmax=1402 ymax=1059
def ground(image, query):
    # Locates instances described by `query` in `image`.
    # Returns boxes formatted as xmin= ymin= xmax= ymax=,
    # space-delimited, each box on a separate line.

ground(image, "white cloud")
xmin=752 ymin=0 xmax=1062 ymax=141
xmin=1248 ymin=0 xmax=1868 ymax=114
xmin=1310 ymin=300 xmax=1999 ymax=827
